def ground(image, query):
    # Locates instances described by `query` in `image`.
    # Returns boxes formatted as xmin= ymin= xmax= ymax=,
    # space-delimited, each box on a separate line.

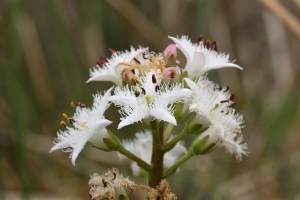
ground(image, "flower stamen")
xmin=195 ymin=34 xmax=218 ymax=52
xmin=70 ymin=101 xmax=86 ymax=108
xmin=133 ymin=57 xmax=141 ymax=64
xmin=62 ymin=113 xmax=75 ymax=124
xmin=142 ymin=51 xmax=149 ymax=59
xmin=96 ymin=56 xmax=108 ymax=68
xmin=141 ymin=88 xmax=146 ymax=95
xmin=223 ymin=86 xmax=229 ymax=92
xmin=60 ymin=120 xmax=67 ymax=127
xmin=152 ymin=74 xmax=157 ymax=84
xmin=132 ymin=88 xmax=140 ymax=97
xmin=155 ymin=85 xmax=160 ymax=92
xmin=229 ymin=102 xmax=236 ymax=108
xmin=220 ymin=100 xmax=229 ymax=104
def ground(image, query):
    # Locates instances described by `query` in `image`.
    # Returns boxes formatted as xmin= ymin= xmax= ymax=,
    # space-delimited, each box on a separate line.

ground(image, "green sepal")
xmin=96 ymin=146 xmax=112 ymax=152
xmin=185 ymin=112 xmax=205 ymax=134
xmin=187 ymin=124 xmax=203 ymax=134
xmin=174 ymin=102 xmax=188 ymax=120
xmin=199 ymin=142 xmax=216 ymax=154
xmin=103 ymin=131 xmax=122 ymax=151
xmin=191 ymin=135 xmax=209 ymax=155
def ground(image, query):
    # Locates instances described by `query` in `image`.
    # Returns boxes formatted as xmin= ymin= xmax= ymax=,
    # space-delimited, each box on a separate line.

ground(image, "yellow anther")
xmin=76 ymin=102 xmax=86 ymax=108
xmin=60 ymin=120 xmax=67 ymax=127
xmin=131 ymin=76 xmax=138 ymax=84
xmin=62 ymin=113 xmax=68 ymax=119
xmin=70 ymin=101 xmax=76 ymax=107
xmin=67 ymin=117 xmax=75 ymax=124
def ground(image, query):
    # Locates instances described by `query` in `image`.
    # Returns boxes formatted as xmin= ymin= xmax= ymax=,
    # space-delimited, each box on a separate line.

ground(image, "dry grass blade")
xmin=14 ymin=12 xmax=55 ymax=108
xmin=259 ymin=0 xmax=300 ymax=38
xmin=105 ymin=0 xmax=168 ymax=49
xmin=294 ymin=0 xmax=300 ymax=9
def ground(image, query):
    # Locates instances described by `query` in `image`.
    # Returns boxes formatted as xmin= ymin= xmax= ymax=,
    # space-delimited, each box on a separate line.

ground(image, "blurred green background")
xmin=1 ymin=0 xmax=300 ymax=199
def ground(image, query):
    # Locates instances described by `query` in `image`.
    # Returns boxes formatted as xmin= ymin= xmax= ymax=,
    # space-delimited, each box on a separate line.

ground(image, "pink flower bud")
xmin=164 ymin=44 xmax=177 ymax=60
xmin=122 ymin=67 xmax=136 ymax=84
xmin=161 ymin=67 xmax=181 ymax=83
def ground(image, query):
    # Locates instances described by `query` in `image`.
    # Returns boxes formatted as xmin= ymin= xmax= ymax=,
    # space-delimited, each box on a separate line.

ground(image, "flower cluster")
xmin=50 ymin=35 xmax=248 ymax=192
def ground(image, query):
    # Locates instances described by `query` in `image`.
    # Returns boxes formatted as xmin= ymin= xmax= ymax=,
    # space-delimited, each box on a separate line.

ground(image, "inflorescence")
xmin=50 ymin=35 xmax=248 ymax=199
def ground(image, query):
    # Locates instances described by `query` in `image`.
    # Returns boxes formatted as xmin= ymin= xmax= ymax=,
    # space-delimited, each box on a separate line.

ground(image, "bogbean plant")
xmin=50 ymin=36 xmax=248 ymax=200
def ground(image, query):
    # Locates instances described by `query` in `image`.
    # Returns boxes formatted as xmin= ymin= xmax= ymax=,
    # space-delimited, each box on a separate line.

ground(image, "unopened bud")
xmin=164 ymin=44 xmax=177 ymax=60
xmin=191 ymin=126 xmax=219 ymax=155
xmin=122 ymin=67 xmax=136 ymax=84
xmin=185 ymin=112 xmax=209 ymax=134
xmin=161 ymin=67 xmax=180 ymax=83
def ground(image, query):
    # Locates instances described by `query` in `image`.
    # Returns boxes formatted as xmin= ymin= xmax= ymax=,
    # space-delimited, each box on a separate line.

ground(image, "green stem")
xmin=162 ymin=127 xmax=188 ymax=152
xmin=163 ymin=149 xmax=194 ymax=178
xmin=148 ymin=121 xmax=165 ymax=187
xmin=119 ymin=146 xmax=152 ymax=172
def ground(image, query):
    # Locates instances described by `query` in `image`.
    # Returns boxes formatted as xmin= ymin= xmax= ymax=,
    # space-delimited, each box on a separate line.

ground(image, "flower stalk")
xmin=148 ymin=121 xmax=165 ymax=187
xmin=162 ymin=127 xmax=188 ymax=152
xmin=163 ymin=149 xmax=194 ymax=178
xmin=118 ymin=145 xmax=152 ymax=172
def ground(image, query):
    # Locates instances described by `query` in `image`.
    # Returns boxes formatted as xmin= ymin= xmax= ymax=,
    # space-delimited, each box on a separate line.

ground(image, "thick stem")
xmin=163 ymin=149 xmax=194 ymax=178
xmin=148 ymin=121 xmax=165 ymax=188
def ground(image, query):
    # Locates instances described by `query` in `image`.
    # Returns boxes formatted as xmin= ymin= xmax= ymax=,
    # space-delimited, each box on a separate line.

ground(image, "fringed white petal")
xmin=87 ymin=66 xmax=122 ymax=86
xmin=169 ymin=35 xmax=242 ymax=79
xmin=110 ymin=71 xmax=191 ymax=128
xmin=186 ymin=77 xmax=247 ymax=161
xmin=117 ymin=110 xmax=148 ymax=129
xmin=87 ymin=47 xmax=148 ymax=86
xmin=50 ymin=90 xmax=112 ymax=165
xmin=150 ymin=105 xmax=177 ymax=125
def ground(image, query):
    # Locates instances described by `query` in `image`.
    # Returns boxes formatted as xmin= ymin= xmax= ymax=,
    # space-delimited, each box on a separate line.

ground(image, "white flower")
xmin=169 ymin=36 xmax=242 ymax=79
xmin=87 ymin=47 xmax=148 ymax=86
xmin=109 ymin=71 xmax=192 ymax=129
xmin=185 ymin=77 xmax=248 ymax=161
xmin=118 ymin=130 xmax=186 ymax=176
xmin=50 ymin=88 xmax=113 ymax=165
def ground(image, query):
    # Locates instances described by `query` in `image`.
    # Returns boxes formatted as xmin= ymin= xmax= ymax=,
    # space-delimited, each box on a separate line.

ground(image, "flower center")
xmin=80 ymin=122 xmax=88 ymax=127
xmin=145 ymin=95 xmax=151 ymax=106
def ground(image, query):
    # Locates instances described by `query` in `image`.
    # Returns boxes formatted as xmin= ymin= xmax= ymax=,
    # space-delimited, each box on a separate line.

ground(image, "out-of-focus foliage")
xmin=1 ymin=0 xmax=300 ymax=199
